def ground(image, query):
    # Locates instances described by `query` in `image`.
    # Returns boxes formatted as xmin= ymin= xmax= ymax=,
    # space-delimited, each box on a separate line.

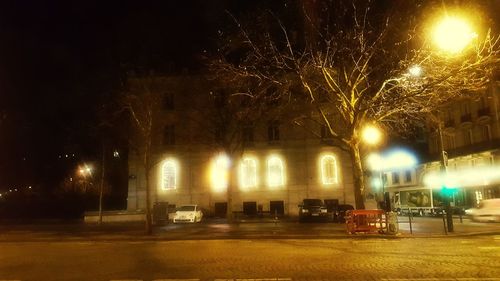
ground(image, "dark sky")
xmin=0 ymin=1 xmax=231 ymax=190
xmin=0 ymin=0 xmax=497 ymax=192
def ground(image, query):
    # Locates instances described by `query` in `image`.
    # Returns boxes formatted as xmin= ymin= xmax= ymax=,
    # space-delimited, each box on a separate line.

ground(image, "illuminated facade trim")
xmin=211 ymin=154 xmax=230 ymax=192
xmin=267 ymin=155 xmax=284 ymax=187
xmin=161 ymin=160 xmax=177 ymax=190
xmin=321 ymin=155 xmax=338 ymax=185
xmin=240 ymin=157 xmax=258 ymax=189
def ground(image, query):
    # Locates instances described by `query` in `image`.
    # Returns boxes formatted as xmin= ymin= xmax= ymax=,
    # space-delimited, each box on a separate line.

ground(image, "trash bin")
xmin=153 ymin=202 xmax=168 ymax=225
xmin=386 ymin=211 xmax=399 ymax=235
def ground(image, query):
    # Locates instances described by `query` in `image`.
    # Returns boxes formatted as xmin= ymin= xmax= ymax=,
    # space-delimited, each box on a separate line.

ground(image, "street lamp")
xmin=361 ymin=124 xmax=383 ymax=146
xmin=432 ymin=16 xmax=477 ymax=55
xmin=431 ymin=14 xmax=477 ymax=232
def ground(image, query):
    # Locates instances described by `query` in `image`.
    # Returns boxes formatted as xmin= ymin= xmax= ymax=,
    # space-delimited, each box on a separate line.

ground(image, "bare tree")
xmin=121 ymin=74 xmax=163 ymax=234
xmin=212 ymin=1 xmax=500 ymax=209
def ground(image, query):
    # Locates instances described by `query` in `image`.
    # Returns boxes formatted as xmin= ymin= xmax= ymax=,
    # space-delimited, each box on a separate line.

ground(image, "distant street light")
xmin=409 ymin=65 xmax=423 ymax=77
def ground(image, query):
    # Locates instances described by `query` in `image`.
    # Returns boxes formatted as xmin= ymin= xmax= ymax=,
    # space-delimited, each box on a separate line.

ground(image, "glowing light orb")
xmin=432 ymin=16 xmax=477 ymax=54
xmin=362 ymin=125 xmax=382 ymax=146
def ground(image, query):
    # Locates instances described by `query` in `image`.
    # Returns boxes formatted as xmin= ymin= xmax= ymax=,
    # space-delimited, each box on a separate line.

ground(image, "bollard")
xmin=442 ymin=211 xmax=448 ymax=235
xmin=408 ymin=209 xmax=413 ymax=234
xmin=386 ymin=211 xmax=399 ymax=235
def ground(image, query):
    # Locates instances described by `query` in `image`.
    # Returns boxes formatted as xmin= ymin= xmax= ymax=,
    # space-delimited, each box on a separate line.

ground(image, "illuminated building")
xmin=126 ymin=74 xmax=356 ymax=217
xmin=368 ymin=72 xmax=500 ymax=211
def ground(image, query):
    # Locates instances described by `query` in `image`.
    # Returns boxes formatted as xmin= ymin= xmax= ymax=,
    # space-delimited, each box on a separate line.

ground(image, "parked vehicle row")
xmin=298 ymin=198 xmax=354 ymax=223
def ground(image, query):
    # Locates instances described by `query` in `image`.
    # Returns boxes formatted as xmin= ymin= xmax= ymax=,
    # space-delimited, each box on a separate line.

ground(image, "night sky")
xmin=0 ymin=1 xmax=223 ymax=192
xmin=0 ymin=1 xmax=498 ymax=203
xmin=0 ymin=0 xmax=276 ymax=201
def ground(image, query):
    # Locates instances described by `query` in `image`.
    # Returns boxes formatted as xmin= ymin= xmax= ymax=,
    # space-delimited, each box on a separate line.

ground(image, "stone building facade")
xmin=126 ymin=74 xmax=357 ymax=217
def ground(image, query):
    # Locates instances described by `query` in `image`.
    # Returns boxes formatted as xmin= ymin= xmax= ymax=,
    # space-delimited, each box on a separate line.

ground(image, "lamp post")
xmin=362 ymin=124 xmax=384 ymax=208
xmin=430 ymin=14 xmax=477 ymax=232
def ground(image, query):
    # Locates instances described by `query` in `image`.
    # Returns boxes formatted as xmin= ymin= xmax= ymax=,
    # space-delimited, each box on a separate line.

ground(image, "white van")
xmin=465 ymin=199 xmax=500 ymax=222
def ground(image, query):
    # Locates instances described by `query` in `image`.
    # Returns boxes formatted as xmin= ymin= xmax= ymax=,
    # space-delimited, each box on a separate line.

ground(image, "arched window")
xmin=321 ymin=155 xmax=338 ymax=185
xmin=240 ymin=157 xmax=257 ymax=188
xmin=162 ymin=160 xmax=177 ymax=190
xmin=267 ymin=156 xmax=284 ymax=187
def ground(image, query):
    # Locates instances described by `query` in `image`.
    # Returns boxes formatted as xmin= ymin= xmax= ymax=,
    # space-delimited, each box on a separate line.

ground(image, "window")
xmin=392 ymin=172 xmax=400 ymax=184
xmin=461 ymin=103 xmax=471 ymax=115
xmin=482 ymin=125 xmax=491 ymax=141
xmin=242 ymin=126 xmax=254 ymax=144
xmin=240 ymin=157 xmax=257 ymax=188
xmin=268 ymin=121 xmax=280 ymax=142
xmin=444 ymin=135 xmax=455 ymax=150
xmin=163 ymin=93 xmax=174 ymax=110
xmin=404 ymin=170 xmax=412 ymax=183
xmin=321 ymin=125 xmax=330 ymax=139
xmin=163 ymin=125 xmax=175 ymax=146
xmin=161 ymin=160 xmax=177 ymax=190
xmin=321 ymin=155 xmax=338 ymax=185
xmin=463 ymin=129 xmax=472 ymax=146
xmin=267 ymin=156 xmax=284 ymax=187
xmin=211 ymin=154 xmax=229 ymax=192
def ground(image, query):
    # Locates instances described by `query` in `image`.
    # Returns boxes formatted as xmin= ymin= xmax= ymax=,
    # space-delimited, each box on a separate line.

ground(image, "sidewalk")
xmin=0 ymin=217 xmax=498 ymax=242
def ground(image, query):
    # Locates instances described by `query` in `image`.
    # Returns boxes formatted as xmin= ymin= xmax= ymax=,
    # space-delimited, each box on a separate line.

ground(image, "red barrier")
xmin=345 ymin=209 xmax=385 ymax=234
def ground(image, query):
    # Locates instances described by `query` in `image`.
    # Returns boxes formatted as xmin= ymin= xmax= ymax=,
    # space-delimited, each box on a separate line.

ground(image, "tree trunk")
xmin=349 ymin=143 xmax=366 ymax=209
xmin=144 ymin=148 xmax=153 ymax=235
xmin=226 ymin=163 xmax=234 ymax=223
xmin=98 ymin=144 xmax=105 ymax=225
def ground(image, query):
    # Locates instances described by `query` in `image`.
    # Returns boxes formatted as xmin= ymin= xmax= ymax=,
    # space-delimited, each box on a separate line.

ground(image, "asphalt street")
xmin=0 ymin=236 xmax=499 ymax=281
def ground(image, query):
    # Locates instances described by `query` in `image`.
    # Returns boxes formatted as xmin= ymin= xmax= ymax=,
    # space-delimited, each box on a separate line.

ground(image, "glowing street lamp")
xmin=432 ymin=15 xmax=477 ymax=55
xmin=408 ymin=65 xmax=423 ymax=77
xmin=430 ymin=14 xmax=477 ymax=233
xmin=361 ymin=124 xmax=383 ymax=146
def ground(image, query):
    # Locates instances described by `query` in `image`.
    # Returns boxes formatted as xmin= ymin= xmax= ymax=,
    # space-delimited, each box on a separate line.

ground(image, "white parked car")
xmin=173 ymin=205 xmax=203 ymax=223
xmin=465 ymin=199 xmax=500 ymax=222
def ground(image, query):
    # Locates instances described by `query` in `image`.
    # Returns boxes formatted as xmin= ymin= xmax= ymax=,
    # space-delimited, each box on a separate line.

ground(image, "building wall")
xmin=126 ymin=74 xmax=357 ymax=216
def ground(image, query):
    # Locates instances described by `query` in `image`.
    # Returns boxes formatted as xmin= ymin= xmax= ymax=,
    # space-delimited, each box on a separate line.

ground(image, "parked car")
xmin=465 ymin=199 xmax=500 ymax=222
xmin=335 ymin=204 xmax=354 ymax=223
xmin=173 ymin=204 xmax=203 ymax=223
xmin=298 ymin=199 xmax=328 ymax=222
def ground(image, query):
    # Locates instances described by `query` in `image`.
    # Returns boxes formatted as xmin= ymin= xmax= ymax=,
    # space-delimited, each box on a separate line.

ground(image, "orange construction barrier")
xmin=345 ymin=209 xmax=385 ymax=234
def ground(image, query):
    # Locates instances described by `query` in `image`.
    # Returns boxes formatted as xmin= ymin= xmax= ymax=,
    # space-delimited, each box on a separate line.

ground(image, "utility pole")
xmin=437 ymin=121 xmax=453 ymax=232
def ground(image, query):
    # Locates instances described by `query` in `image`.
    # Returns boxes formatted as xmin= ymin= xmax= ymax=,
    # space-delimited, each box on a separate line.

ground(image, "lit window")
xmin=240 ymin=157 xmax=257 ymax=188
xmin=405 ymin=170 xmax=412 ymax=183
xmin=321 ymin=155 xmax=338 ymax=185
xmin=267 ymin=156 xmax=284 ymax=187
xmin=392 ymin=172 xmax=400 ymax=184
xmin=211 ymin=154 xmax=229 ymax=192
xmin=161 ymin=160 xmax=177 ymax=190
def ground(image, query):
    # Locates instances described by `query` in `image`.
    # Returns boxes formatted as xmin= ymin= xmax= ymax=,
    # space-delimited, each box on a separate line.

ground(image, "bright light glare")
xmin=267 ymin=155 xmax=284 ymax=187
xmin=424 ymin=165 xmax=500 ymax=188
xmin=362 ymin=125 xmax=382 ymax=146
xmin=432 ymin=16 xmax=477 ymax=54
xmin=409 ymin=65 xmax=422 ymax=77
xmin=210 ymin=154 xmax=230 ymax=192
xmin=371 ymin=177 xmax=383 ymax=189
xmin=368 ymin=150 xmax=417 ymax=171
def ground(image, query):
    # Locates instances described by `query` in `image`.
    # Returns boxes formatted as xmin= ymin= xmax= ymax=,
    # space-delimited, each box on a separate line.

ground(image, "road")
xmin=1 ymin=236 xmax=499 ymax=281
